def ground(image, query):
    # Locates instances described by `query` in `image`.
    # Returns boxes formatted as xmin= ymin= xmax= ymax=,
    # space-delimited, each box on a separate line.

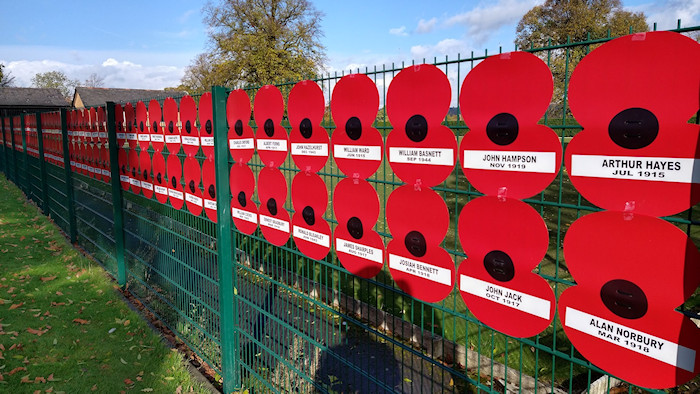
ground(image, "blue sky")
xmin=1 ymin=0 xmax=698 ymax=90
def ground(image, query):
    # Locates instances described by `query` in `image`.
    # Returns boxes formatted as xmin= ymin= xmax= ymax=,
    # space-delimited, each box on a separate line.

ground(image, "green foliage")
xmin=182 ymin=0 xmax=326 ymax=91
xmin=0 ymin=63 xmax=15 ymax=88
xmin=30 ymin=71 xmax=79 ymax=99
xmin=515 ymin=0 xmax=648 ymax=117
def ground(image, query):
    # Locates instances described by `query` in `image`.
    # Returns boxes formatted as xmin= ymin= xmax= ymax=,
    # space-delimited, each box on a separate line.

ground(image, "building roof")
xmin=72 ymin=87 xmax=178 ymax=108
xmin=0 ymin=87 xmax=69 ymax=108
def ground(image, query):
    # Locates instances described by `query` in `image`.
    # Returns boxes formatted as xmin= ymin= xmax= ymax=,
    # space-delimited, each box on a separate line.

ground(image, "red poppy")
xmin=124 ymin=103 xmax=137 ymax=150
xmin=115 ymin=104 xmax=126 ymax=148
xmin=560 ymin=211 xmax=700 ymax=389
xmin=565 ymin=31 xmax=700 ymax=217
xmin=136 ymin=101 xmax=150 ymax=151
xmin=152 ymin=152 xmax=168 ymax=204
xmin=385 ymin=64 xmax=456 ymax=188
xmin=227 ymin=89 xmax=255 ymax=164
xmin=333 ymin=178 xmax=385 ymax=278
xmin=163 ymin=98 xmax=181 ymax=154
xmin=230 ymin=162 xmax=258 ymax=235
xmin=184 ymin=156 xmax=203 ymax=216
xmin=330 ymin=73 xmax=383 ymax=180
xmin=199 ymin=92 xmax=215 ymax=159
xmin=127 ymin=148 xmax=141 ymax=194
xmin=288 ymin=80 xmax=329 ymax=173
xmin=139 ymin=150 xmax=154 ymax=199
xmin=459 ymin=51 xmax=561 ymax=199
xmin=180 ymin=95 xmax=200 ymax=157
xmin=291 ymin=172 xmax=331 ymax=260
xmin=202 ymin=158 xmax=217 ymax=223
xmin=167 ymin=153 xmax=184 ymax=210
xmin=257 ymin=166 xmax=290 ymax=246
xmin=386 ymin=185 xmax=454 ymax=303
xmin=149 ymin=100 xmax=164 ymax=153
xmin=254 ymin=85 xmax=288 ymax=167
xmin=457 ymin=196 xmax=554 ymax=338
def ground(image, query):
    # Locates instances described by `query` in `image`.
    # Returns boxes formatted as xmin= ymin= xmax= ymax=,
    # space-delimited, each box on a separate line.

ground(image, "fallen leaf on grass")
xmin=91 ymin=384 xmax=98 ymax=391
xmin=40 ymin=276 xmax=57 ymax=282
xmin=72 ymin=319 xmax=90 ymax=325
xmin=9 ymin=302 xmax=23 ymax=310
xmin=34 ymin=376 xmax=46 ymax=383
xmin=124 ymin=378 xmax=134 ymax=385
xmin=20 ymin=374 xmax=31 ymax=383
xmin=47 ymin=373 xmax=57 ymax=381
xmin=27 ymin=327 xmax=49 ymax=336
xmin=8 ymin=367 xmax=26 ymax=375
xmin=55 ymin=291 xmax=63 ymax=296
xmin=120 ymin=358 xmax=128 ymax=365
xmin=141 ymin=389 xmax=153 ymax=392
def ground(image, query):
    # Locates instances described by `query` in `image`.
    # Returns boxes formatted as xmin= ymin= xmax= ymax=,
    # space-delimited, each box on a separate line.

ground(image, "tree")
xmin=515 ymin=0 xmax=648 ymax=116
xmin=0 ymin=63 xmax=15 ymax=87
xmin=83 ymin=73 xmax=105 ymax=88
xmin=182 ymin=0 xmax=326 ymax=90
xmin=31 ymin=71 xmax=79 ymax=99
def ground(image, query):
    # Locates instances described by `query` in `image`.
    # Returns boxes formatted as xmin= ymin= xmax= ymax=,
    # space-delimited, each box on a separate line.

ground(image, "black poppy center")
xmin=171 ymin=176 xmax=177 ymax=189
xmin=234 ymin=120 xmax=243 ymax=136
xmin=299 ymin=118 xmax=313 ymax=139
xmin=608 ymin=108 xmax=658 ymax=150
xmin=302 ymin=206 xmax=315 ymax=226
xmin=483 ymin=250 xmax=515 ymax=282
xmin=404 ymin=230 xmax=426 ymax=258
xmin=139 ymin=121 xmax=144 ymax=132
xmin=405 ymin=114 xmax=428 ymax=143
xmin=205 ymin=120 xmax=212 ymax=135
xmin=185 ymin=120 xmax=192 ymax=134
xmin=208 ymin=185 xmax=216 ymax=199
xmin=188 ymin=180 xmax=196 ymax=194
xmin=168 ymin=121 xmax=174 ymax=133
xmin=345 ymin=117 xmax=362 ymax=141
xmin=486 ymin=113 xmax=518 ymax=146
xmin=142 ymin=170 xmax=148 ymax=180
xmin=237 ymin=191 xmax=247 ymax=207
xmin=600 ymin=279 xmax=648 ymax=319
xmin=266 ymin=197 xmax=277 ymax=215
xmin=264 ymin=119 xmax=275 ymax=137
xmin=347 ymin=217 xmax=363 ymax=240
xmin=152 ymin=121 xmax=158 ymax=131
xmin=156 ymin=173 xmax=162 ymax=183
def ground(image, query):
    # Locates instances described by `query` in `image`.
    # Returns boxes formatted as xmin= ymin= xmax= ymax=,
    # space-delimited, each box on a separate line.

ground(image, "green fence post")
xmin=20 ymin=114 xmax=30 ymax=194
xmin=212 ymin=85 xmax=240 ymax=392
xmin=0 ymin=117 xmax=6 ymax=176
xmin=106 ymin=102 xmax=127 ymax=286
xmin=9 ymin=116 xmax=18 ymax=183
xmin=60 ymin=108 xmax=78 ymax=243
xmin=36 ymin=113 xmax=50 ymax=215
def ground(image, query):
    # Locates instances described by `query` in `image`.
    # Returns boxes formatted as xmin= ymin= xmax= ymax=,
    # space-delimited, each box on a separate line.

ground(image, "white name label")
xmin=182 ymin=136 xmax=199 ymax=146
xmin=168 ymin=189 xmax=184 ymax=200
xmin=463 ymin=150 xmax=557 ymax=174
xmin=126 ymin=133 xmax=137 ymax=141
xmin=150 ymin=134 xmax=164 ymax=143
xmin=165 ymin=135 xmax=181 ymax=144
xmin=119 ymin=175 xmax=129 ymax=183
xmin=99 ymin=132 xmax=108 ymax=139
xmin=200 ymin=136 xmax=214 ymax=146
xmin=101 ymin=169 xmax=110 ymax=176
xmin=333 ymin=144 xmax=382 ymax=161
xmin=293 ymin=225 xmax=330 ymax=247
xmin=336 ymin=238 xmax=383 ymax=264
xmin=291 ymin=143 xmax=328 ymax=157
xmin=388 ymin=254 xmax=452 ymax=286
xmin=117 ymin=132 xmax=126 ymax=140
xmin=259 ymin=214 xmax=289 ymax=232
xmin=565 ymin=307 xmax=695 ymax=371
xmin=185 ymin=193 xmax=203 ymax=206
xmin=129 ymin=178 xmax=141 ymax=187
xmin=141 ymin=181 xmax=154 ymax=191
xmin=460 ymin=275 xmax=551 ymax=319
xmin=204 ymin=199 xmax=217 ymax=210
xmin=257 ymin=139 xmax=287 ymax=152
xmin=138 ymin=134 xmax=150 ymax=142
xmin=154 ymin=185 xmax=168 ymax=195
xmin=230 ymin=138 xmax=254 ymax=150
xmin=571 ymin=155 xmax=700 ymax=184
xmin=389 ymin=147 xmax=454 ymax=166
xmin=233 ymin=208 xmax=258 ymax=224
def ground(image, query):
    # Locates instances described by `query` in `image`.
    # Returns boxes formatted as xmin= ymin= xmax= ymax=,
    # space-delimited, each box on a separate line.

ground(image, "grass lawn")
xmin=0 ymin=174 xmax=212 ymax=393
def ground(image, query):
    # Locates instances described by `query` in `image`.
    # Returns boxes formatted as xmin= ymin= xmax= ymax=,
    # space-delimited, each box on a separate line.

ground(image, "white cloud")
xmin=4 ymin=57 xmax=184 ymax=90
xmin=410 ymin=38 xmax=465 ymax=59
xmin=628 ymin=0 xmax=700 ymax=30
xmin=415 ymin=18 xmax=438 ymax=34
xmin=389 ymin=26 xmax=409 ymax=36
xmin=446 ymin=0 xmax=542 ymax=45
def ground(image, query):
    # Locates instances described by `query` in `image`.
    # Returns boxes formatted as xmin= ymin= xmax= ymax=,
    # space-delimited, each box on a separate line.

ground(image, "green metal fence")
xmin=1 ymin=25 xmax=699 ymax=394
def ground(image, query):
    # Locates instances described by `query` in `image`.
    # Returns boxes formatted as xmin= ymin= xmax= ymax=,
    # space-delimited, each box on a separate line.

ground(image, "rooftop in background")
xmin=72 ymin=87 xmax=182 ymax=109
xmin=0 ymin=87 xmax=70 ymax=117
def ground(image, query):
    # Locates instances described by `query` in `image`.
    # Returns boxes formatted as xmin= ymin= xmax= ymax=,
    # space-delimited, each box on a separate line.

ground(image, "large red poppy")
xmin=254 ymin=85 xmax=288 ymax=167
xmin=291 ymin=172 xmax=331 ymax=260
xmin=257 ymin=166 xmax=290 ymax=246
xmin=230 ymin=163 xmax=258 ymax=235
xmin=167 ymin=153 xmax=185 ymax=210
xmin=149 ymin=100 xmax=164 ymax=153
xmin=199 ymin=92 xmax=215 ymax=159
xmin=180 ymin=95 xmax=200 ymax=157
xmin=184 ymin=156 xmax=203 ymax=216
xmin=227 ymin=89 xmax=255 ymax=164
xmin=152 ymin=152 xmax=168 ymax=204
xmin=288 ymin=80 xmax=329 ymax=173
xmin=139 ymin=150 xmax=154 ymax=199
xmin=163 ymin=97 xmax=181 ymax=154
xmin=202 ymin=158 xmax=217 ymax=222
